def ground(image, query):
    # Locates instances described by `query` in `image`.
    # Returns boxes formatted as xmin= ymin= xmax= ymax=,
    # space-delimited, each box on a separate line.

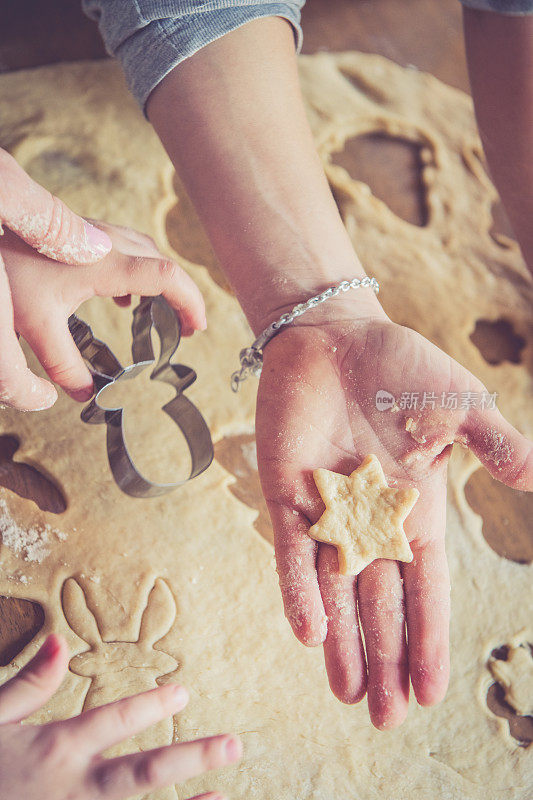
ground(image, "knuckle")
xmin=158 ymin=259 xmax=178 ymax=284
xmin=18 ymin=664 xmax=51 ymax=693
xmin=45 ymin=361 xmax=79 ymax=385
xmin=40 ymin=194 xmax=65 ymax=249
xmin=123 ymin=255 xmax=143 ymax=279
xmin=115 ymin=701 xmax=139 ymax=733
xmin=201 ymin=738 xmax=223 ymax=771
xmin=91 ymin=760 xmax=120 ymax=794
xmin=369 ymin=655 xmax=409 ymax=674
xmin=134 ymin=753 xmax=161 ymax=788
xmin=35 ymin=727 xmax=69 ymax=765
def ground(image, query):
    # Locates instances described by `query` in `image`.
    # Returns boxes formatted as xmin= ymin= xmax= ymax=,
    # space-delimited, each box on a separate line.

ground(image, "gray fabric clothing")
xmin=83 ymin=0 xmax=533 ymax=113
xmin=460 ymin=0 xmax=533 ymax=13
xmin=82 ymin=1 xmax=304 ymax=111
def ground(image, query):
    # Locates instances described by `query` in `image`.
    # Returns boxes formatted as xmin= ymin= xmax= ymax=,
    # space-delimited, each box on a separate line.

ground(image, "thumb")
xmin=0 ymin=634 xmax=69 ymax=724
xmin=460 ymin=405 xmax=533 ymax=491
xmin=0 ymin=149 xmax=112 ymax=266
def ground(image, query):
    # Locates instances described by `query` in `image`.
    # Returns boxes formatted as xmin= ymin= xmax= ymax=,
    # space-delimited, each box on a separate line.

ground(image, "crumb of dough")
xmin=483 ymin=428 xmax=514 ymax=468
xmin=7 ymin=571 xmax=30 ymax=585
xmin=405 ymin=416 xmax=427 ymax=444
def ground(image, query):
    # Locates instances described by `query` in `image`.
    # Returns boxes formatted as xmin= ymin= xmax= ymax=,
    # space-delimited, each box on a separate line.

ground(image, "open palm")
xmin=256 ymin=317 xmax=533 ymax=729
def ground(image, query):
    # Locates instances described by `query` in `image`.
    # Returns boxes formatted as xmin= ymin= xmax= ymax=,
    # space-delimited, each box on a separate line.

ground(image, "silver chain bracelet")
xmin=231 ymin=276 xmax=380 ymax=392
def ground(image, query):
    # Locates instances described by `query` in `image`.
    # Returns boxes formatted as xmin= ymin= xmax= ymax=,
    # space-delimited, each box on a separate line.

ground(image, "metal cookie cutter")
xmin=68 ymin=296 xmax=213 ymax=498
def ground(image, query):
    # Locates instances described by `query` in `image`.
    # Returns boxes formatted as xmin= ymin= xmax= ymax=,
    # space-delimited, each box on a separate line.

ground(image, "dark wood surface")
xmin=0 ymin=0 xmax=531 ymax=740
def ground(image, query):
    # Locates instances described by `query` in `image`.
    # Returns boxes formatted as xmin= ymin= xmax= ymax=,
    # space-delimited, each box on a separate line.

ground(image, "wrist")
xmin=239 ymin=267 xmax=387 ymax=336
xmin=231 ymin=274 xmax=387 ymax=392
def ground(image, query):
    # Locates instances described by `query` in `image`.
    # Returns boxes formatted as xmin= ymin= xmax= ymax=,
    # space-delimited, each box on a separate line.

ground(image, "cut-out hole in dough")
xmin=0 ymin=435 xmax=66 ymax=513
xmin=25 ymin=149 xmax=97 ymax=195
xmin=0 ymin=596 xmax=44 ymax=666
xmin=464 ymin=468 xmax=533 ymax=564
xmin=469 ymin=318 xmax=526 ymax=366
xmin=487 ymin=645 xmax=533 ymax=747
xmin=331 ymin=133 xmax=429 ymax=227
xmin=214 ymin=433 xmax=273 ymax=546
xmin=338 ymin=69 xmax=388 ymax=105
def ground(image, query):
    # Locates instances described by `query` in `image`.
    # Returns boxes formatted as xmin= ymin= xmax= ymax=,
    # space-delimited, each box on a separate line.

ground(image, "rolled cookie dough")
xmin=0 ymin=54 xmax=532 ymax=800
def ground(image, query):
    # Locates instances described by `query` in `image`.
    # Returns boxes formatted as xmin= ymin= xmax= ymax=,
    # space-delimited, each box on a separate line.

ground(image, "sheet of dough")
xmin=0 ymin=55 xmax=531 ymax=800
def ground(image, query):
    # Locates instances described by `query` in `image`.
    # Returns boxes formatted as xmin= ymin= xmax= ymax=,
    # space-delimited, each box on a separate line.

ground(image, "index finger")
xmin=266 ymin=501 xmax=327 ymax=647
xmin=93 ymin=249 xmax=207 ymax=334
xmin=57 ymin=684 xmax=189 ymax=756
xmin=90 ymin=733 xmax=241 ymax=800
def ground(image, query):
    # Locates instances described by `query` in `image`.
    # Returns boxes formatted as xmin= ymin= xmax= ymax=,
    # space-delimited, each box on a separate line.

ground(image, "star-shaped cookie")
xmin=308 ymin=454 xmax=419 ymax=575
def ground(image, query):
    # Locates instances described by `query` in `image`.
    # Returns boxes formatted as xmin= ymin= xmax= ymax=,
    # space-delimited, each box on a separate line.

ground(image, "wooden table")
xmin=1 ymin=0 xmax=531 ymax=744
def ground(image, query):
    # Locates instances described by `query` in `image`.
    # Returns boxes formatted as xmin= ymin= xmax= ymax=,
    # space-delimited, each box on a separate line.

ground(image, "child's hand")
xmin=0 ymin=219 xmax=206 ymax=411
xmin=0 ymin=634 xmax=241 ymax=800
xmin=256 ymin=315 xmax=533 ymax=730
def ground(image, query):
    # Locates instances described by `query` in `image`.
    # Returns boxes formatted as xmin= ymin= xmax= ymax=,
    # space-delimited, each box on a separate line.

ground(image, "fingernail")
xmin=200 ymin=314 xmax=207 ymax=331
xmin=70 ymin=385 xmax=94 ymax=403
xmin=30 ymin=376 xmax=57 ymax=411
xmin=168 ymin=684 xmax=189 ymax=706
xmin=38 ymin=634 xmax=61 ymax=661
xmin=84 ymin=221 xmax=112 ymax=256
xmin=225 ymin=736 xmax=242 ymax=762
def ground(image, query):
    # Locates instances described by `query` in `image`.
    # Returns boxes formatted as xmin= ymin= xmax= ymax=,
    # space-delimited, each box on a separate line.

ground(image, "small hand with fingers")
xmin=0 ymin=634 xmax=241 ymax=800
xmin=256 ymin=315 xmax=533 ymax=730
xmin=0 ymin=148 xmax=206 ymax=412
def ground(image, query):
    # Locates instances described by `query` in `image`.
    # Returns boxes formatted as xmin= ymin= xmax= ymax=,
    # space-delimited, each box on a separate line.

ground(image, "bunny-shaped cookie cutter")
xmin=68 ymin=296 xmax=213 ymax=498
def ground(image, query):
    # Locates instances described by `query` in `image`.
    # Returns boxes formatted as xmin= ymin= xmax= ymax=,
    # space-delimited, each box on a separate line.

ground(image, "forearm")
xmin=463 ymin=8 xmax=533 ymax=271
xmin=147 ymin=17 xmax=383 ymax=334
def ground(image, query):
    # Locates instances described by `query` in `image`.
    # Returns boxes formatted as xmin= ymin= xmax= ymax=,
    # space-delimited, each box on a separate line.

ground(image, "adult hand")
xmin=256 ymin=314 xmax=533 ymax=729
xmin=0 ymin=148 xmax=113 ymax=265
xmin=0 ymin=218 xmax=205 ymax=411
xmin=0 ymin=634 xmax=241 ymax=800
